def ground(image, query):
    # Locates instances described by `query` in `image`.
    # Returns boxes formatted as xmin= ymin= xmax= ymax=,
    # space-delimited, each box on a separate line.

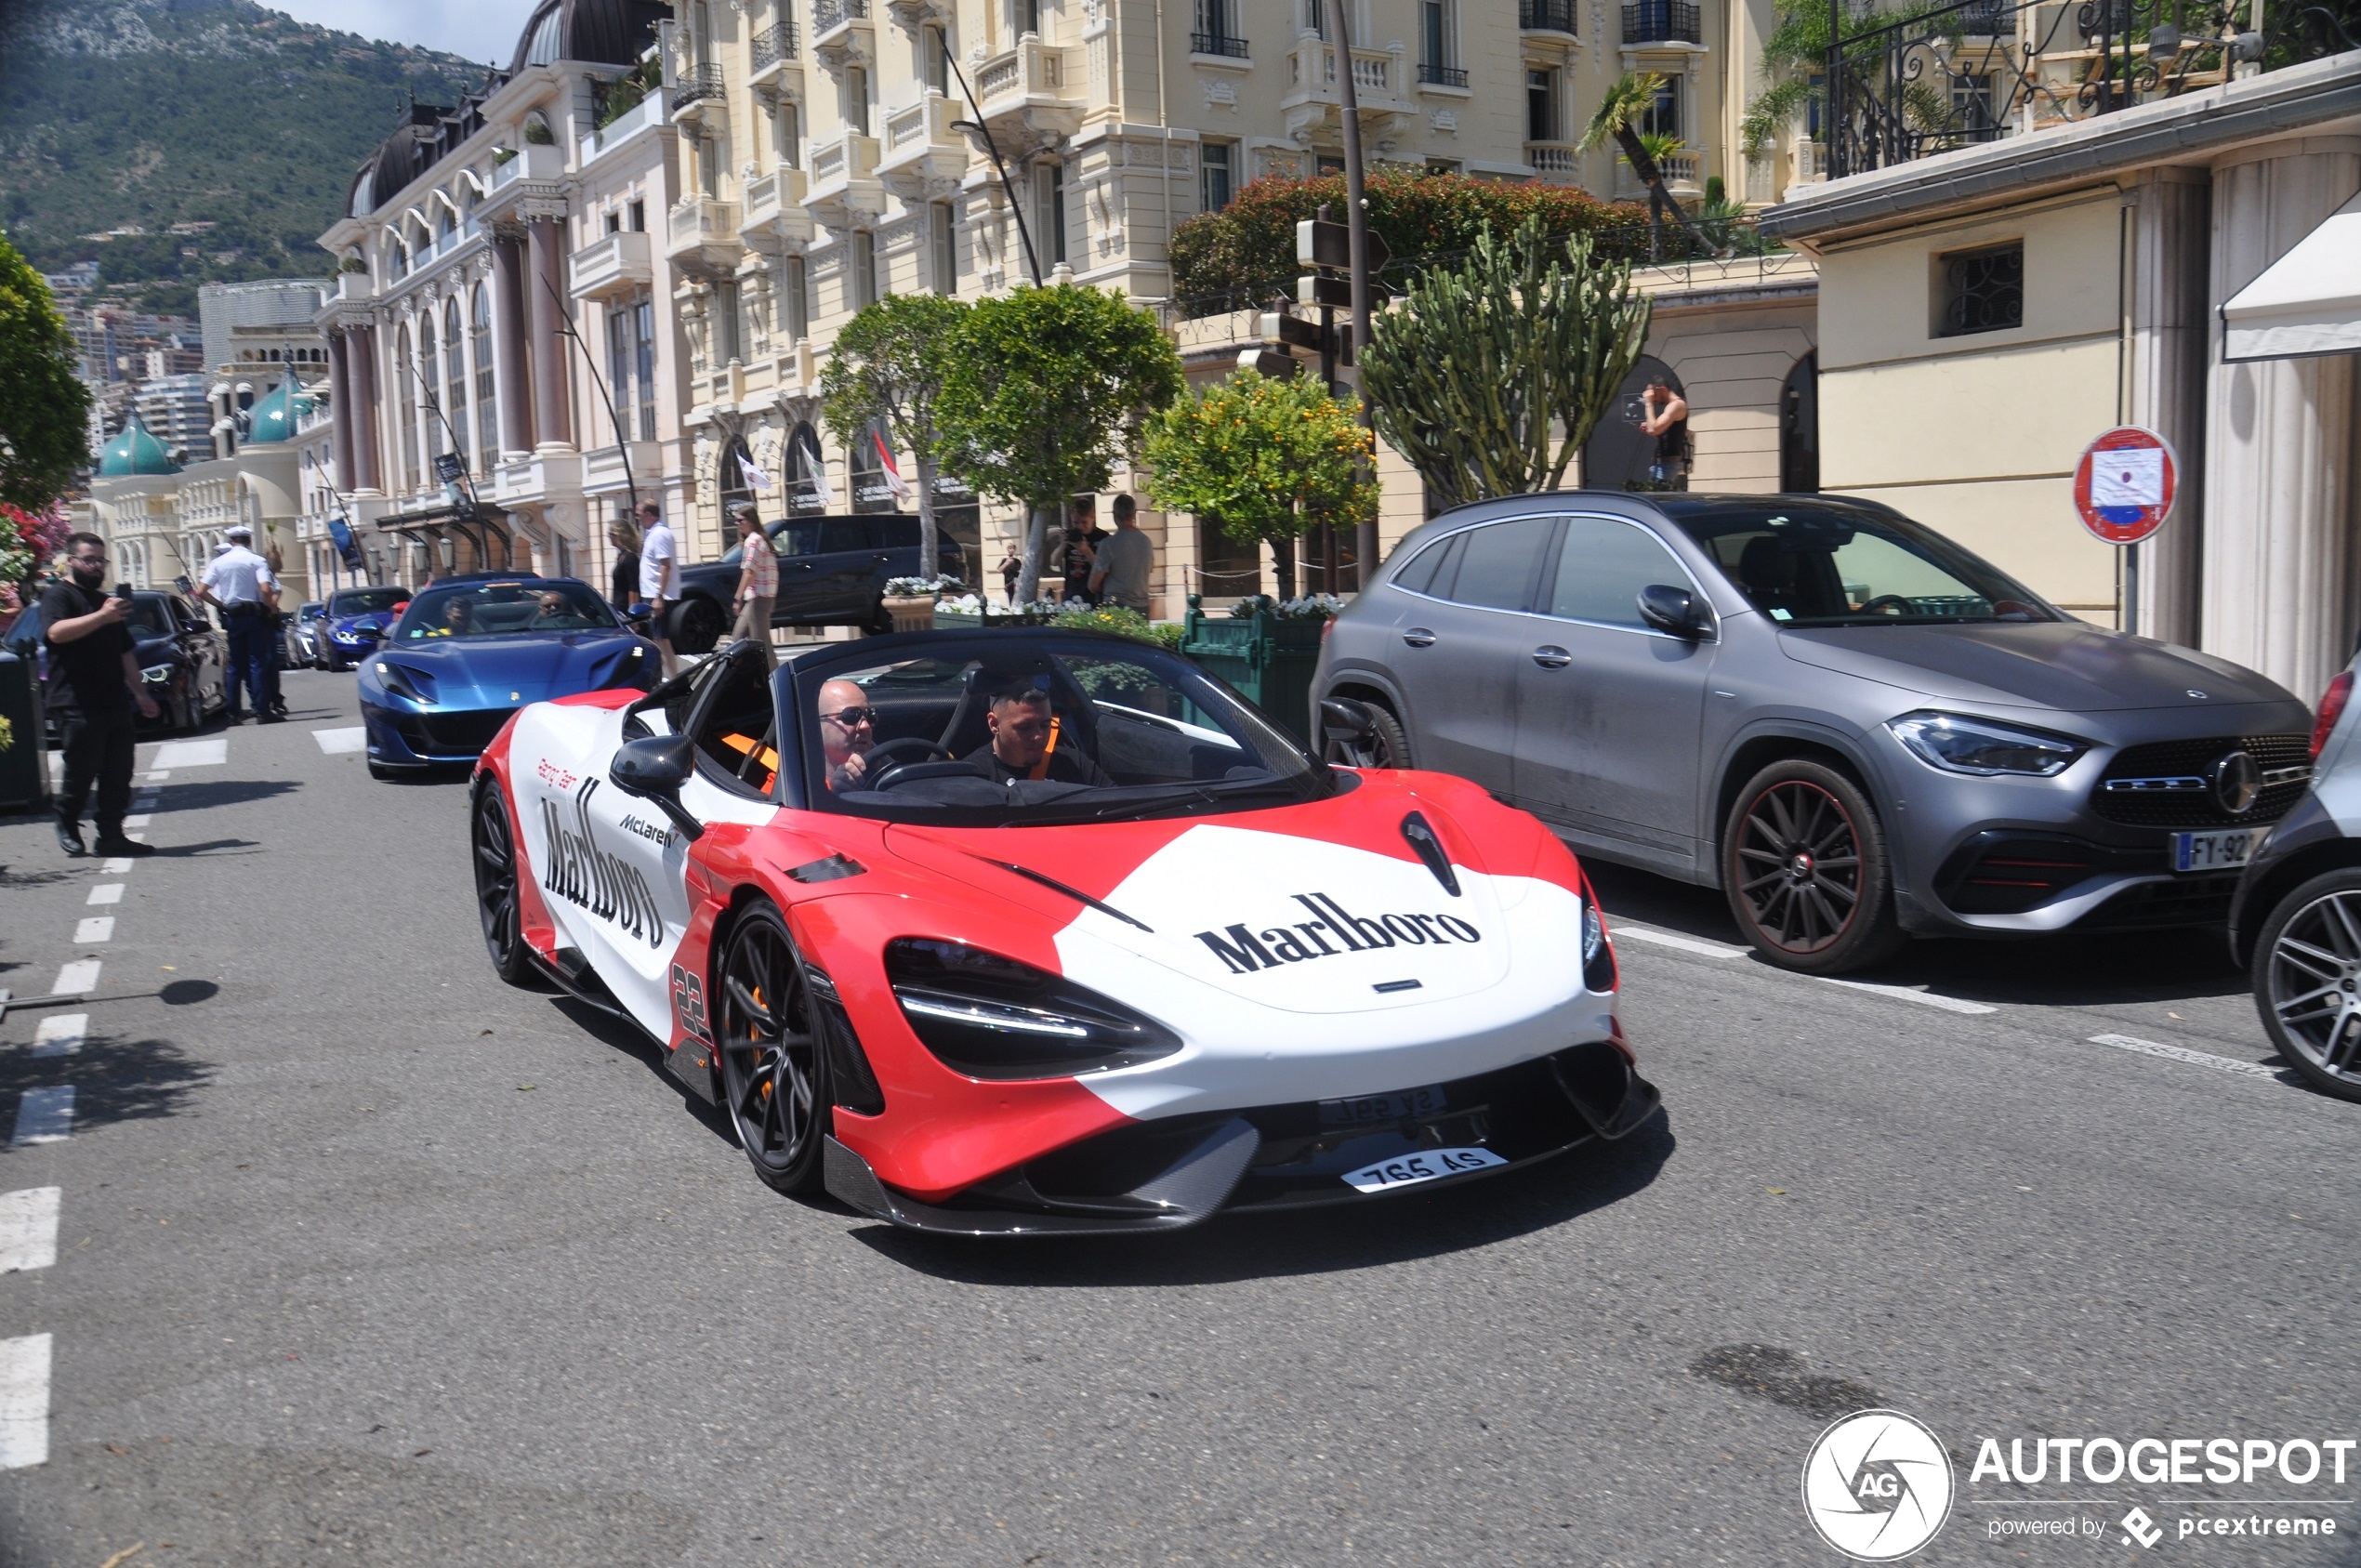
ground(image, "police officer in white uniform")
xmin=198 ymin=523 xmax=281 ymax=723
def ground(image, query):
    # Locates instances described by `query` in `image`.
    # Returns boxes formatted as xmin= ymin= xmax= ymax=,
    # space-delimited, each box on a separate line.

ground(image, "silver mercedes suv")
xmin=1312 ymin=493 xmax=2313 ymax=973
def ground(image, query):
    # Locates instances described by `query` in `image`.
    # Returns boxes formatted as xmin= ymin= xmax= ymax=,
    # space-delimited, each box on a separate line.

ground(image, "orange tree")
xmin=1140 ymin=370 xmax=1376 ymax=601
xmin=1168 ymin=168 xmax=1655 ymax=317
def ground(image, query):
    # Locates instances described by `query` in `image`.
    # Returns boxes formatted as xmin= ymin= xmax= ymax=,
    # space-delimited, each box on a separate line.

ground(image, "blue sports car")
xmin=357 ymin=573 xmax=659 ymax=779
xmin=318 ymin=585 xmax=415 ymax=671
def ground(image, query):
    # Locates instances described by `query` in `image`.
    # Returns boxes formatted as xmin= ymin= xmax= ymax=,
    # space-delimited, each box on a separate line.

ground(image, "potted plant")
xmin=1178 ymin=593 xmax=1344 ymax=744
xmin=880 ymin=575 xmax=963 ymax=635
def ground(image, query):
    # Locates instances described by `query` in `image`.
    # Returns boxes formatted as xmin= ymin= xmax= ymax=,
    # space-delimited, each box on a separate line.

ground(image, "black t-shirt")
xmin=962 ymin=739 xmax=1114 ymax=788
xmin=611 ymin=548 xmax=640 ymax=606
xmin=1062 ymin=530 xmax=1105 ymax=596
xmin=40 ymin=579 xmax=133 ymax=714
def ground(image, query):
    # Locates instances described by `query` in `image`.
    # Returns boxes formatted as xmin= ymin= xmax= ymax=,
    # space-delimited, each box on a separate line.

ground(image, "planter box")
xmin=881 ymin=595 xmax=936 ymax=635
xmin=1180 ymin=596 xmax=1325 ymax=744
xmin=933 ymin=608 xmax=1057 ymax=630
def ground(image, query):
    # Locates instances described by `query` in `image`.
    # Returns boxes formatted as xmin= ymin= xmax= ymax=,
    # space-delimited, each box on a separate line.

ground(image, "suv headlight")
xmin=885 ymin=938 xmax=1181 ymax=1080
xmin=1888 ymin=712 xmax=2086 ymax=777
xmin=139 ymin=664 xmax=175 ymax=683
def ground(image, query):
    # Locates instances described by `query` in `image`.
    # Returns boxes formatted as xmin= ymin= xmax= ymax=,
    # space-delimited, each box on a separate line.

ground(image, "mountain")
xmin=0 ymin=0 xmax=493 ymax=312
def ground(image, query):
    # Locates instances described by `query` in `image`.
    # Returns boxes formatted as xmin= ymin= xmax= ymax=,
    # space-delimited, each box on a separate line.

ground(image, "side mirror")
xmin=609 ymin=734 xmax=706 ymax=842
xmin=620 ymin=600 xmax=655 ymax=631
xmin=1320 ymin=696 xmax=1378 ymax=746
xmin=1637 ymin=584 xmax=1710 ymax=640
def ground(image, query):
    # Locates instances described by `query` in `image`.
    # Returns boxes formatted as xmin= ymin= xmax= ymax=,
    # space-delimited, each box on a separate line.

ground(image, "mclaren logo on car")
xmin=540 ymin=778 xmax=667 ymax=947
xmin=1194 ymin=892 xmax=1482 ymax=976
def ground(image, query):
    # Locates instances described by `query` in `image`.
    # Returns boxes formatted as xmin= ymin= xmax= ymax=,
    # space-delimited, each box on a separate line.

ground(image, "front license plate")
xmin=1341 ymin=1146 xmax=1507 ymax=1193
xmin=2172 ymin=829 xmax=2256 ymax=873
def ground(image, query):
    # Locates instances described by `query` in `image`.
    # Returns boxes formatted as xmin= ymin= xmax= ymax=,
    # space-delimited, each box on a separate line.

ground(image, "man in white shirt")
xmin=197 ymin=523 xmax=282 ymax=723
xmin=636 ymin=499 xmax=679 ymax=676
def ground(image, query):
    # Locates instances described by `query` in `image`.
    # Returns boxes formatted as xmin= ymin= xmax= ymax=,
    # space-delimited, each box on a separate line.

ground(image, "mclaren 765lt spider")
xmin=468 ymin=629 xmax=1659 ymax=1235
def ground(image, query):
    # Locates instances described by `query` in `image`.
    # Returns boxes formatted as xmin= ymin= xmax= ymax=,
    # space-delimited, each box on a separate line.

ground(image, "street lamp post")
xmin=1326 ymin=0 xmax=1379 ymax=588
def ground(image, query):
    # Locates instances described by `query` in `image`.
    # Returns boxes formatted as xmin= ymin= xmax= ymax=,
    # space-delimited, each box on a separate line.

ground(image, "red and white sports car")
xmin=469 ymin=630 xmax=1658 ymax=1235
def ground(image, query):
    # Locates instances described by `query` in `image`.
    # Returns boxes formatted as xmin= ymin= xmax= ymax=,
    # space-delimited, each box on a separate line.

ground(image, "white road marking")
xmin=143 ymin=770 xmax=169 ymax=783
xmin=0 ymin=1189 xmax=61 ymax=1273
xmin=86 ymin=885 xmax=123 ymax=906
xmin=1613 ymin=925 xmax=1749 ymax=958
xmin=99 ymin=857 xmax=134 ymax=875
xmin=311 ymin=726 xmax=366 ymax=755
xmin=49 ymin=962 xmax=99 ymax=996
xmin=11 ymin=1087 xmax=73 ymax=1146
xmin=72 ymin=918 xmax=113 ymax=945
xmin=0 ymin=1334 xmax=52 ymax=1469
xmin=1818 ymin=978 xmax=2000 ymax=1015
xmin=2089 ymin=1034 xmax=2284 ymax=1079
xmin=122 ymin=814 xmax=151 ymax=828
xmin=149 ymin=739 xmax=225 ymax=768
xmin=32 ymin=1016 xmax=85 ymax=1058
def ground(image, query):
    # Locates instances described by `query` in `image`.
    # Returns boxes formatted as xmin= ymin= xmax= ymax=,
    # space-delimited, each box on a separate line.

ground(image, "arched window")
xmin=396 ymin=324 xmax=419 ymax=492
xmin=471 ymin=284 xmax=497 ymax=470
xmin=785 ymin=420 xmax=825 ymax=515
xmin=420 ymin=313 xmax=444 ymax=462
xmin=443 ymin=296 xmax=469 ymax=472
xmin=847 ymin=420 xmax=892 ymax=513
xmin=1780 ymin=351 xmax=1819 ymax=494
xmin=719 ymin=435 xmax=756 ymax=520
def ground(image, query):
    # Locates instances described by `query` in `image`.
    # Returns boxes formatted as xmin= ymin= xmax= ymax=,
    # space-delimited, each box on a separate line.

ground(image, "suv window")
xmin=1546 ymin=516 xmax=1694 ymax=630
xmin=870 ymin=517 xmax=919 ymax=548
xmin=773 ymin=521 xmax=822 ymax=559
xmin=1390 ymin=533 xmax=1459 ymax=596
xmin=1442 ymin=518 xmax=1553 ymax=612
xmin=820 ymin=520 xmax=870 ymax=554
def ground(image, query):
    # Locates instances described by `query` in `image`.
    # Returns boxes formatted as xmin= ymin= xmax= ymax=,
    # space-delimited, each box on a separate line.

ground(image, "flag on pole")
xmin=738 ymin=451 xmax=773 ymax=494
xmin=874 ymin=430 xmax=911 ymax=502
xmin=798 ymin=427 xmax=837 ymax=507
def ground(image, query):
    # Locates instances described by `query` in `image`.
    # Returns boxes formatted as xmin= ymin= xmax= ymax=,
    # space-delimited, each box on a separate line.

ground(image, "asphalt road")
xmin=0 ymin=668 xmax=2353 ymax=1568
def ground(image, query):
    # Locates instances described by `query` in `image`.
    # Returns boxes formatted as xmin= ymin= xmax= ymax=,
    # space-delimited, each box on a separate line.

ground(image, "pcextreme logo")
xmin=1801 ymin=1409 xmax=1957 ymax=1561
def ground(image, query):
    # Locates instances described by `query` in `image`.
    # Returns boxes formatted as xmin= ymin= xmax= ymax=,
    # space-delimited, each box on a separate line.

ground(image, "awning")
xmin=2222 ymin=190 xmax=2361 ymax=362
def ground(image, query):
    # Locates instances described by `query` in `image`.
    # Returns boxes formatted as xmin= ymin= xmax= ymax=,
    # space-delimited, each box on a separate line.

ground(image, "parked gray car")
xmin=1313 ymin=493 xmax=2313 ymax=973
xmin=2229 ymin=656 xmax=2361 ymax=1100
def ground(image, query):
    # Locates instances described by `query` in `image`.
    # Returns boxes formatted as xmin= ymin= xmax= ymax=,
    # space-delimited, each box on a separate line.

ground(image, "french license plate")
xmin=1342 ymin=1146 xmax=1506 ymax=1193
xmin=2172 ymin=829 xmax=2256 ymax=873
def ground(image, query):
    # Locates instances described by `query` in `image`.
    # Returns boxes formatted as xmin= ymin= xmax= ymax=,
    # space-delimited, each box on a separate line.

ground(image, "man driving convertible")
xmin=963 ymin=675 xmax=1113 ymax=787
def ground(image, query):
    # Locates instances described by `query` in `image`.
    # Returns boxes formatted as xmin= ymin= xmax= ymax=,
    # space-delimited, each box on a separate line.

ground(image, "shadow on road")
xmin=147 ymin=778 xmax=303 ymax=813
xmin=0 ymin=1032 xmax=213 ymax=1140
xmin=1585 ymin=860 xmax=2249 ymax=1009
xmin=851 ymin=1112 xmax=1676 ymax=1285
xmin=546 ymin=994 xmax=743 ymax=1151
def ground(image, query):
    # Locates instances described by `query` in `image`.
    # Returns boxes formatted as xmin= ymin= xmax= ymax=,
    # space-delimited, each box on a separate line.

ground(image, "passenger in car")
xmin=964 ymin=679 xmax=1113 ymax=786
xmin=817 ymin=678 xmax=877 ymax=792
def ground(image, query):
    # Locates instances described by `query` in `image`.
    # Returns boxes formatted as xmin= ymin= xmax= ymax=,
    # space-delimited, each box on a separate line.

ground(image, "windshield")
xmin=125 ymin=596 xmax=175 ymax=639
xmin=392 ymin=580 xmax=618 ymax=641
xmin=331 ymin=587 xmax=410 ymax=616
xmin=797 ymin=635 xmax=1329 ymax=825
xmin=1665 ymin=501 xmax=2054 ymax=627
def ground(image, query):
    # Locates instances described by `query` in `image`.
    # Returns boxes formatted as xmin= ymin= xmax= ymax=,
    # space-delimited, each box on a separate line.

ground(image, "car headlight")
xmin=373 ymin=661 xmax=437 ymax=704
xmin=1887 ymin=712 xmax=2086 ymax=777
xmin=884 ymin=938 xmax=1182 ymax=1080
xmin=139 ymin=664 xmax=175 ymax=683
xmin=1580 ymin=895 xmax=1616 ymax=994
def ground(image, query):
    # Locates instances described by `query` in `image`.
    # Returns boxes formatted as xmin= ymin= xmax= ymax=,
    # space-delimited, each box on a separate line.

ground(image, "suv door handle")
xmin=1402 ymin=627 xmax=1437 ymax=648
xmin=1531 ymin=646 xmax=1573 ymax=669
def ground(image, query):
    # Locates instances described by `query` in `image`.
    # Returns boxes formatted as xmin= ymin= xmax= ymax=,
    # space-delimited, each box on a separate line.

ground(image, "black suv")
xmin=668 ymin=513 xmax=967 ymax=652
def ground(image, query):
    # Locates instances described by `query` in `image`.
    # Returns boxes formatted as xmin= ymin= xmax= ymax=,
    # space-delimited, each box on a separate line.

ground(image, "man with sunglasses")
xmin=817 ymin=678 xmax=877 ymax=792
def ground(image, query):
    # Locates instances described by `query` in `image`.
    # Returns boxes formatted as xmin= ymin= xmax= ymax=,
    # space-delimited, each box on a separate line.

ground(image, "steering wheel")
xmin=864 ymin=736 xmax=957 ymax=791
xmin=1858 ymin=594 xmax=1916 ymax=618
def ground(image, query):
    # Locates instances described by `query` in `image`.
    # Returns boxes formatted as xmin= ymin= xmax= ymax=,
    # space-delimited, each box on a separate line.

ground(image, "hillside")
xmin=0 ymin=0 xmax=490 ymax=312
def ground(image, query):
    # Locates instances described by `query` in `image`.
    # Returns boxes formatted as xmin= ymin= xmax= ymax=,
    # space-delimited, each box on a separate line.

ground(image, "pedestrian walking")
xmin=1088 ymin=494 xmax=1154 ymax=613
xmin=637 ymin=499 xmax=679 ymax=677
xmin=608 ymin=520 xmax=640 ymax=612
xmin=41 ymin=533 xmax=161 ymax=858
xmin=731 ymin=502 xmax=776 ymax=669
xmin=196 ymin=523 xmax=282 ymax=722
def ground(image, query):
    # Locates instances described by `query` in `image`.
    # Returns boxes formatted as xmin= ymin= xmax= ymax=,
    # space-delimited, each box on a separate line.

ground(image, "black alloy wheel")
xmin=670 ymin=596 xmax=726 ymax=655
xmin=1324 ymin=703 xmax=1413 ymax=770
xmin=715 ymin=903 xmax=831 ymax=1193
xmin=471 ymin=781 xmax=537 ymax=986
xmin=2253 ymin=869 xmax=2361 ymax=1102
xmin=1722 ymin=758 xmax=1904 ymax=974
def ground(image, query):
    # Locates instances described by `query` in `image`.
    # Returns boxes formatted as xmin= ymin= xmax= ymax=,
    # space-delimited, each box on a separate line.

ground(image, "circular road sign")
xmin=2073 ymin=426 xmax=2179 ymax=545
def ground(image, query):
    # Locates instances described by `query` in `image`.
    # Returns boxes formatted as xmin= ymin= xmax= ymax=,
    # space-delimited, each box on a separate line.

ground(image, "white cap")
xmin=224 ymin=523 xmax=253 ymax=540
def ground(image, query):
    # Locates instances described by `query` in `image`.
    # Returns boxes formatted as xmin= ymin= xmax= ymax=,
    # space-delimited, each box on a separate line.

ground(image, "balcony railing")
xmin=1287 ymin=40 xmax=1394 ymax=101
xmin=669 ymin=62 xmax=724 ymax=113
xmin=1521 ymin=0 xmax=1578 ymax=33
xmin=1526 ymin=141 xmax=1581 ymax=181
xmin=1418 ymin=63 xmax=1471 ymax=86
xmin=1623 ymin=0 xmax=1702 ymax=43
xmin=813 ymin=0 xmax=868 ymax=31
xmin=1958 ymin=0 xmax=2011 ymax=33
xmin=1190 ymin=31 xmax=1249 ymax=58
xmin=751 ymin=20 xmax=798 ymax=70
xmin=1656 ymin=152 xmax=1702 ymax=187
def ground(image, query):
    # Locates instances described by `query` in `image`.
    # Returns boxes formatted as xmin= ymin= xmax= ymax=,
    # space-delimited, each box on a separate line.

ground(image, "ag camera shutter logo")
xmin=1801 ymin=1409 xmax=1956 ymax=1561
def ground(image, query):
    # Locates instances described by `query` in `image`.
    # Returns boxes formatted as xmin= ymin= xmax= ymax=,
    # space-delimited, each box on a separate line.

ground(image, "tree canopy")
xmin=935 ymin=284 xmax=1184 ymax=601
xmin=821 ymin=293 xmax=971 ymax=578
xmin=1360 ymin=218 xmax=1652 ymax=507
xmin=0 ymin=232 xmax=94 ymax=514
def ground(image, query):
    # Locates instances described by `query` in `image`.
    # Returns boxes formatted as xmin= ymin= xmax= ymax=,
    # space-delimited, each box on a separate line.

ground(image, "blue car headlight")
xmin=1888 ymin=711 xmax=2086 ymax=777
xmin=373 ymin=660 xmax=438 ymax=705
xmin=140 ymin=663 xmax=176 ymax=684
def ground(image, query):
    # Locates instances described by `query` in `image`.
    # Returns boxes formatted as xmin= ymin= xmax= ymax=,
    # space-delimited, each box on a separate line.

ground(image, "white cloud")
xmin=266 ymin=0 xmax=524 ymax=68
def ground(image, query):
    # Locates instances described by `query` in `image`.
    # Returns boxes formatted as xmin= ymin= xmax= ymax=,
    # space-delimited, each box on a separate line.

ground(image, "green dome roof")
xmin=98 ymin=414 xmax=180 ymax=477
xmin=244 ymin=376 xmax=302 ymax=445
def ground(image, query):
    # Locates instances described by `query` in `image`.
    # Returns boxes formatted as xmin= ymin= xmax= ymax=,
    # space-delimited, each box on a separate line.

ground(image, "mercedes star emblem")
xmin=2209 ymin=750 xmax=2262 ymax=815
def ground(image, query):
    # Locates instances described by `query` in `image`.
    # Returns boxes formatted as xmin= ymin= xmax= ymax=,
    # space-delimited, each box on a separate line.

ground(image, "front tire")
xmin=670 ymin=596 xmax=726 ymax=655
xmin=2252 ymin=869 xmax=2361 ymax=1101
xmin=472 ymin=781 xmax=536 ymax=986
xmin=1721 ymin=758 xmax=1904 ymax=974
xmin=714 ymin=903 xmax=831 ymax=1193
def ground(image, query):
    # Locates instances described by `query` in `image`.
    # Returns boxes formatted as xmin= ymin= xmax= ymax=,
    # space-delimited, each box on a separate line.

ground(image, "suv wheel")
xmin=670 ymin=596 xmax=726 ymax=655
xmin=1721 ymin=758 xmax=1905 ymax=974
xmin=2252 ymin=868 xmax=2361 ymax=1102
xmin=1326 ymin=704 xmax=1413 ymax=770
